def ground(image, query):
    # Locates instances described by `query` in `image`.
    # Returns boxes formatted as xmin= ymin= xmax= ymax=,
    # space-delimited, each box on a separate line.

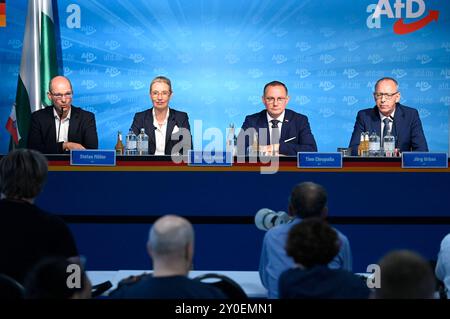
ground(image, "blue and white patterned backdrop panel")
xmin=1 ymin=0 xmax=449 ymax=153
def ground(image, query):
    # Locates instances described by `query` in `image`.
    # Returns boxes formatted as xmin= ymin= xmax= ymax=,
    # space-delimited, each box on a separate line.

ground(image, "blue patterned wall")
xmin=1 ymin=0 xmax=449 ymax=153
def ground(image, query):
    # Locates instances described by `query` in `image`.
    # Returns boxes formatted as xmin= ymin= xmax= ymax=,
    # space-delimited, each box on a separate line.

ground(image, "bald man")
xmin=109 ymin=215 xmax=226 ymax=299
xmin=27 ymin=76 xmax=98 ymax=154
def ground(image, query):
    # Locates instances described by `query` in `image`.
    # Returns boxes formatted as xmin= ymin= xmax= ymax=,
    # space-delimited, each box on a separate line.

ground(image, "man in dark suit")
xmin=238 ymin=81 xmax=317 ymax=156
xmin=349 ymin=77 xmax=428 ymax=155
xmin=27 ymin=76 xmax=98 ymax=154
xmin=130 ymin=76 xmax=192 ymax=155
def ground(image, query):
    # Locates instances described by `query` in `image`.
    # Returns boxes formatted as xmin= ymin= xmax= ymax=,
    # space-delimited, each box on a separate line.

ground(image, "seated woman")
xmin=130 ymin=76 xmax=192 ymax=155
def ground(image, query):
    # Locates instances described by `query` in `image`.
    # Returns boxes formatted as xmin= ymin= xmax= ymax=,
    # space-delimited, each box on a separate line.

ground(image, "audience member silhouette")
xmin=374 ymin=250 xmax=435 ymax=299
xmin=259 ymin=181 xmax=352 ymax=298
xmin=24 ymin=257 xmax=91 ymax=299
xmin=0 ymin=149 xmax=78 ymax=283
xmin=109 ymin=215 xmax=226 ymax=299
xmin=279 ymin=218 xmax=369 ymax=299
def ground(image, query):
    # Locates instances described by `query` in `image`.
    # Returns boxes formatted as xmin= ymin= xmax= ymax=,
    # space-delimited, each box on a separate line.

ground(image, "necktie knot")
xmin=383 ymin=118 xmax=390 ymax=126
xmin=270 ymin=120 xmax=280 ymax=128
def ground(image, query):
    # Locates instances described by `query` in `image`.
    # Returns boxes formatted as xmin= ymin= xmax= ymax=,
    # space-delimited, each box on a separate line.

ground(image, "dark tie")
xmin=382 ymin=117 xmax=391 ymax=147
xmin=270 ymin=120 xmax=280 ymax=145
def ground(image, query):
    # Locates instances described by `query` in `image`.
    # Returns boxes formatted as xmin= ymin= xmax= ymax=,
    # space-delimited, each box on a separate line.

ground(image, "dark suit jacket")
xmin=27 ymin=106 xmax=98 ymax=154
xmin=237 ymin=109 xmax=317 ymax=155
xmin=349 ymin=103 xmax=428 ymax=155
xmin=131 ymin=108 xmax=192 ymax=155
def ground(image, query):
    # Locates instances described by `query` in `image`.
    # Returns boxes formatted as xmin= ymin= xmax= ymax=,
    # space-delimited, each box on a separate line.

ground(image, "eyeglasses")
xmin=374 ymin=92 xmax=398 ymax=100
xmin=265 ymin=97 xmax=287 ymax=104
xmin=50 ymin=92 xmax=73 ymax=100
xmin=151 ymin=91 xmax=171 ymax=97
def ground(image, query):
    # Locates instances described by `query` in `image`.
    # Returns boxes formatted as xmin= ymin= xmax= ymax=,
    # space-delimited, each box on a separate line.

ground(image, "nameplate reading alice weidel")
xmin=70 ymin=150 xmax=116 ymax=166
xmin=402 ymin=152 xmax=448 ymax=169
xmin=188 ymin=150 xmax=233 ymax=167
xmin=297 ymin=152 xmax=343 ymax=169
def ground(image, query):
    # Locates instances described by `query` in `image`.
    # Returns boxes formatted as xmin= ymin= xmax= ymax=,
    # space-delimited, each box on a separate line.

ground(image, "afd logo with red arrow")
xmin=367 ymin=0 xmax=439 ymax=35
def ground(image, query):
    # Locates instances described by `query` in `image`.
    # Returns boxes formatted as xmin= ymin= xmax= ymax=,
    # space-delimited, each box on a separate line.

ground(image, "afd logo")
xmin=130 ymin=81 xmax=146 ymax=90
xmin=415 ymin=81 xmax=431 ymax=92
xmin=81 ymin=80 xmax=97 ymax=90
xmin=319 ymin=81 xmax=335 ymax=91
xmin=343 ymin=69 xmax=359 ymax=79
xmin=81 ymin=52 xmax=96 ymax=63
xmin=248 ymin=41 xmax=264 ymax=52
xmin=105 ymin=40 xmax=121 ymax=51
xmin=392 ymin=68 xmax=407 ymax=78
xmin=367 ymin=0 xmax=439 ymax=34
xmin=295 ymin=42 xmax=312 ymax=52
xmin=343 ymin=96 xmax=359 ymax=106
xmin=105 ymin=67 xmax=121 ymax=77
xmin=295 ymin=96 xmax=311 ymax=106
xmin=272 ymin=54 xmax=287 ymax=64
xmin=106 ymin=94 xmax=121 ymax=104
xmin=296 ymin=69 xmax=311 ymax=79
xmin=416 ymin=54 xmax=432 ymax=64
xmin=248 ymin=69 xmax=263 ymax=79
xmin=319 ymin=54 xmax=335 ymax=64
xmin=129 ymin=54 xmax=145 ymax=63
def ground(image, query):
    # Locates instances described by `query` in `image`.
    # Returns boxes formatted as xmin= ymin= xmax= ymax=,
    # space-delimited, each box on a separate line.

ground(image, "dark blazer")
xmin=131 ymin=108 xmax=192 ymax=155
xmin=348 ymin=103 xmax=428 ymax=156
xmin=27 ymin=106 xmax=98 ymax=154
xmin=0 ymin=199 xmax=78 ymax=284
xmin=238 ymin=109 xmax=317 ymax=155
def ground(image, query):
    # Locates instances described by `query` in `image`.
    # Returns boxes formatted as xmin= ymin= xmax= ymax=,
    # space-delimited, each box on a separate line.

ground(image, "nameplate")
xmin=70 ymin=150 xmax=116 ymax=166
xmin=297 ymin=152 xmax=343 ymax=168
xmin=402 ymin=152 xmax=448 ymax=168
xmin=188 ymin=151 xmax=233 ymax=166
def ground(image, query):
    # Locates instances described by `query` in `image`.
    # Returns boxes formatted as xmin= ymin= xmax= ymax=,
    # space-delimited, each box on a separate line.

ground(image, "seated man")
xmin=374 ymin=250 xmax=435 ymax=299
xmin=349 ymin=77 xmax=428 ymax=155
xmin=436 ymin=233 xmax=450 ymax=298
xmin=259 ymin=182 xmax=352 ymax=298
xmin=279 ymin=219 xmax=370 ymax=299
xmin=109 ymin=215 xmax=226 ymax=299
xmin=27 ymin=75 xmax=98 ymax=154
xmin=237 ymin=81 xmax=317 ymax=156
xmin=0 ymin=149 xmax=79 ymax=283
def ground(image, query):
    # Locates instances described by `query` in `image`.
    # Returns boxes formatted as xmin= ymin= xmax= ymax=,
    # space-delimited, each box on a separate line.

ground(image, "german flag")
xmin=0 ymin=0 xmax=5 ymax=27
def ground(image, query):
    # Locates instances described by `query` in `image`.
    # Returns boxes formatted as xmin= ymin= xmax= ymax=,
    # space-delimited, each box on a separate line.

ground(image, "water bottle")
xmin=226 ymin=123 xmax=236 ymax=156
xmin=368 ymin=131 xmax=380 ymax=156
xmin=137 ymin=128 xmax=149 ymax=155
xmin=383 ymin=131 xmax=395 ymax=157
xmin=125 ymin=128 xmax=137 ymax=155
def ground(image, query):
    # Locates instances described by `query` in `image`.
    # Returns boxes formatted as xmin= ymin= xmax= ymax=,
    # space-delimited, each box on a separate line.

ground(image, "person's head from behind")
xmin=149 ymin=76 xmax=173 ymax=112
xmin=285 ymin=218 xmax=339 ymax=269
xmin=147 ymin=215 xmax=194 ymax=276
xmin=288 ymin=182 xmax=328 ymax=219
xmin=24 ymin=257 xmax=91 ymax=299
xmin=0 ymin=149 xmax=48 ymax=202
xmin=374 ymin=250 xmax=435 ymax=299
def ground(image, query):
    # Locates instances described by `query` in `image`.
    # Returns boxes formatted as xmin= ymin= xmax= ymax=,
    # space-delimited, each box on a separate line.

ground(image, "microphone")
xmin=255 ymin=208 xmax=293 ymax=231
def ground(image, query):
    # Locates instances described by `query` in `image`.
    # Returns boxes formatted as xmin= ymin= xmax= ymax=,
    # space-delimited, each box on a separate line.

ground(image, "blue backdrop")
xmin=1 ymin=0 xmax=449 ymax=152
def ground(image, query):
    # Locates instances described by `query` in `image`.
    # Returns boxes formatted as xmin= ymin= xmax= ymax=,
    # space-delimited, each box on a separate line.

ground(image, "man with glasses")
xmin=28 ymin=76 xmax=98 ymax=153
xmin=130 ymin=76 xmax=192 ymax=155
xmin=238 ymin=81 xmax=317 ymax=156
xmin=349 ymin=77 xmax=428 ymax=155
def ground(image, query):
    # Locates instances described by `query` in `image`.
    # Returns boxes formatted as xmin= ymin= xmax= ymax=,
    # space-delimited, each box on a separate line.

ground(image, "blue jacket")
xmin=238 ymin=109 xmax=317 ymax=155
xmin=349 ymin=103 xmax=428 ymax=156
